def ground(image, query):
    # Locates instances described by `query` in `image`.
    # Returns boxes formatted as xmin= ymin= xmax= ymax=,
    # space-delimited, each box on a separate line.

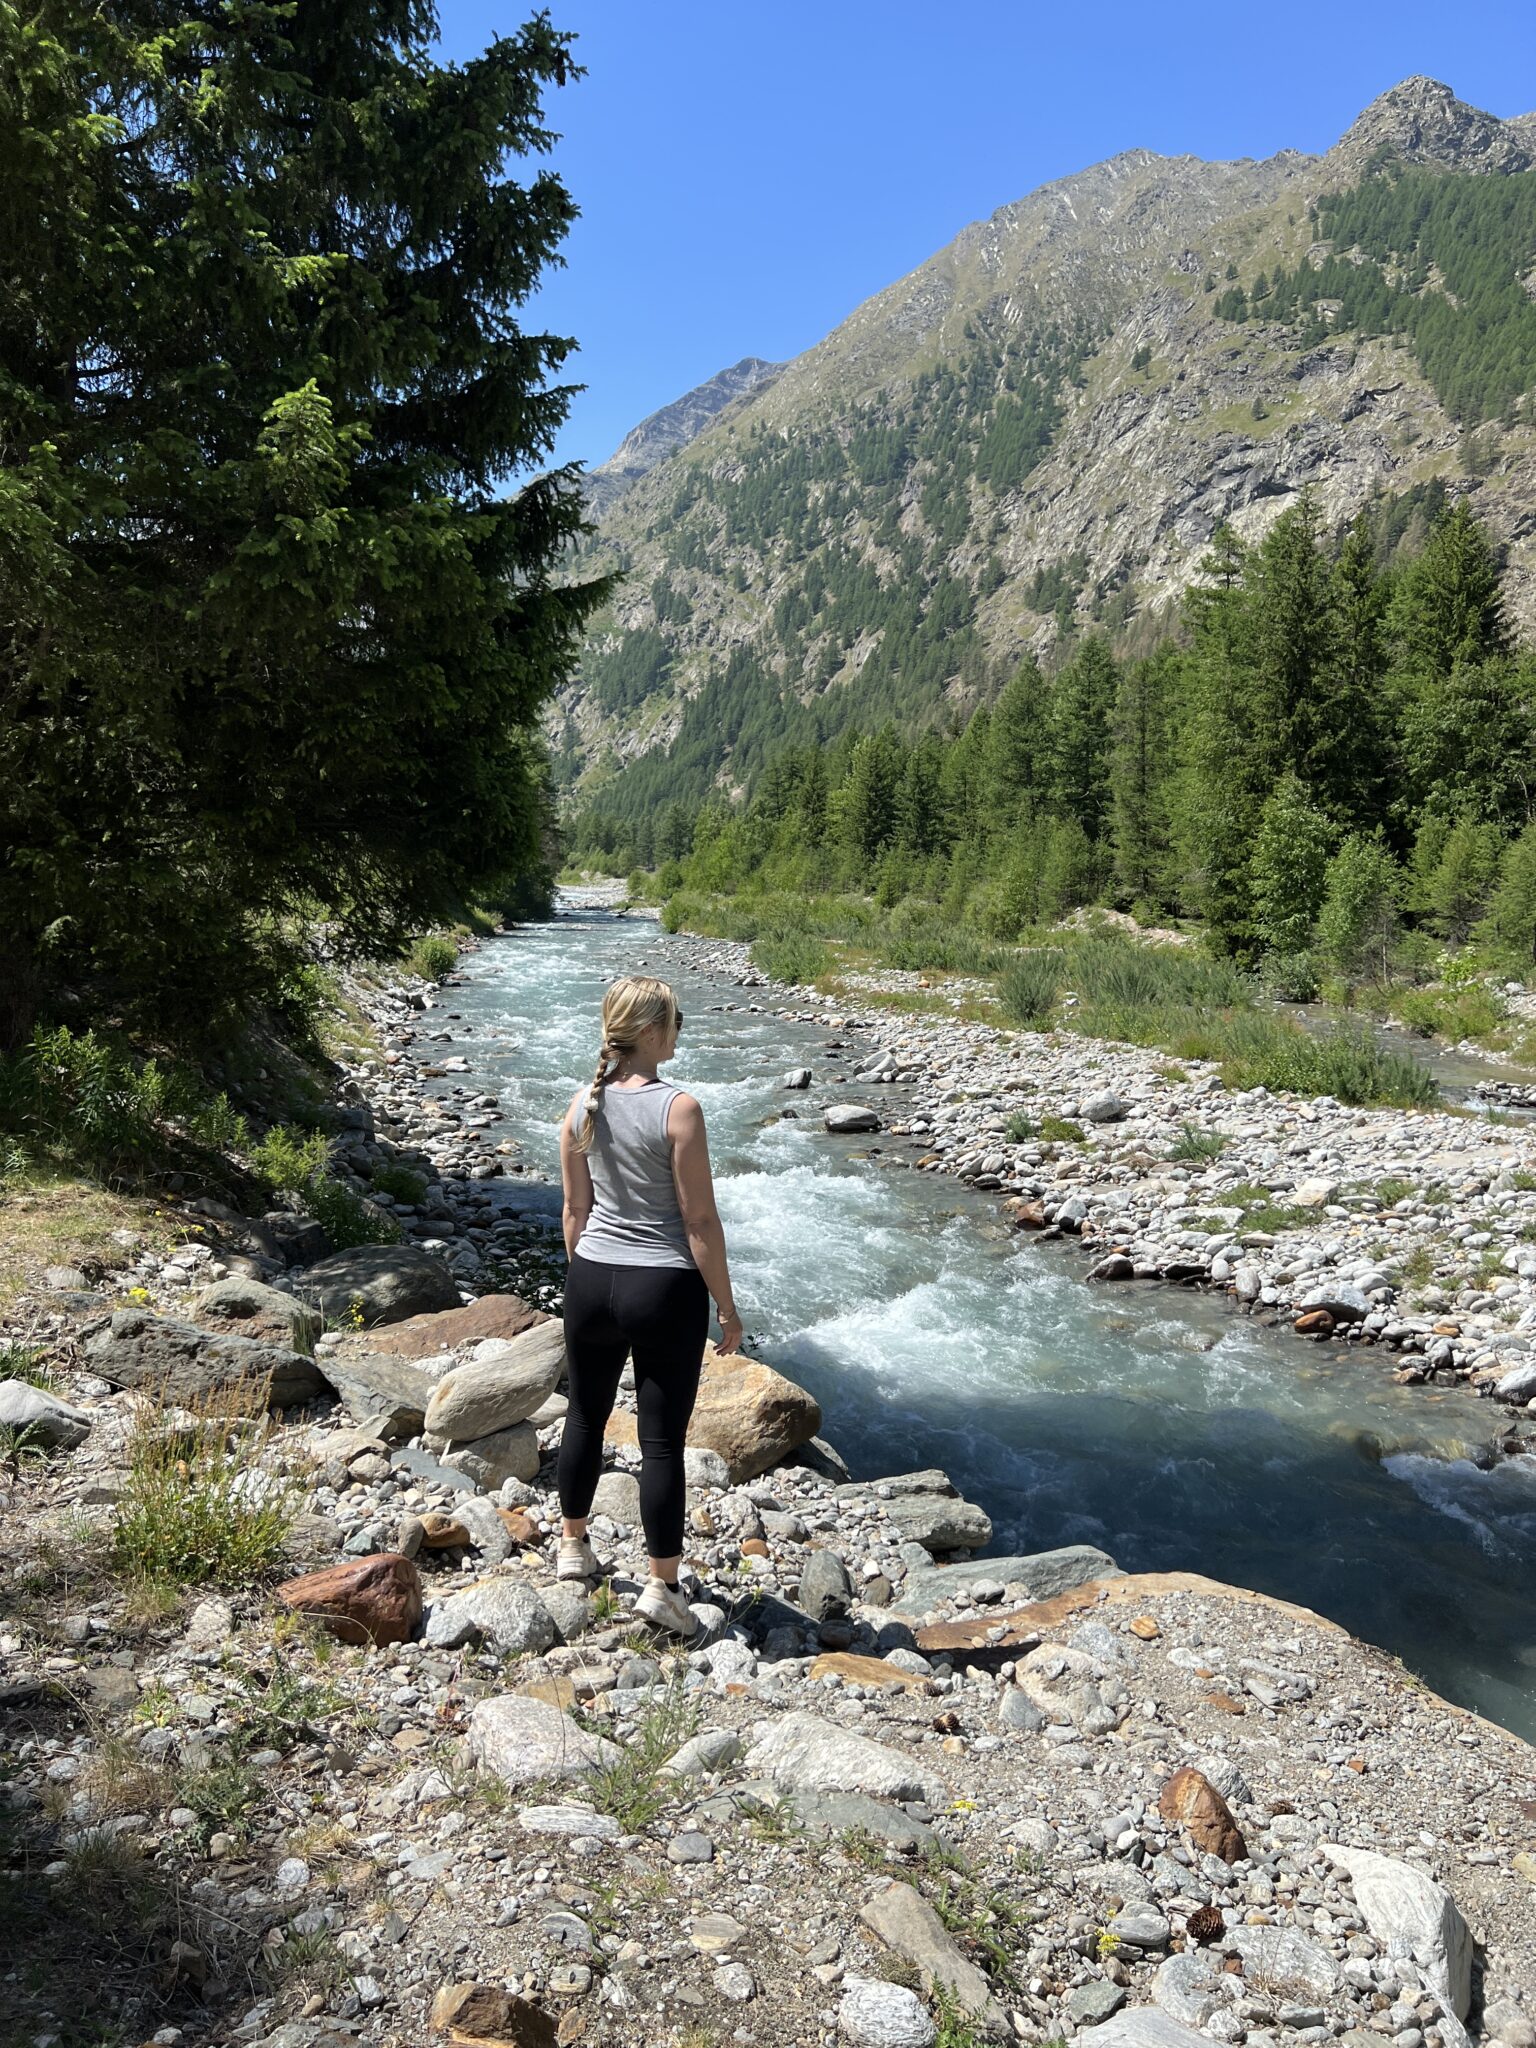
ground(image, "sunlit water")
xmin=430 ymin=903 xmax=1536 ymax=1739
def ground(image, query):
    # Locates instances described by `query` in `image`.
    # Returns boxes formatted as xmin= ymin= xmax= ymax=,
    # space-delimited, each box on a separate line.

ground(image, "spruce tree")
xmin=1476 ymin=823 xmax=1536 ymax=964
xmin=1317 ymin=836 xmax=1404 ymax=985
xmin=1249 ymin=498 xmax=1338 ymax=790
xmin=1423 ymin=816 xmax=1504 ymax=943
xmin=1047 ymin=634 xmax=1117 ymax=842
xmin=1390 ymin=501 xmax=1508 ymax=680
xmin=986 ymin=657 xmax=1049 ymax=827
xmin=0 ymin=3 xmax=602 ymax=1046
xmin=1109 ymin=648 xmax=1176 ymax=909
xmin=1250 ymin=776 xmax=1334 ymax=956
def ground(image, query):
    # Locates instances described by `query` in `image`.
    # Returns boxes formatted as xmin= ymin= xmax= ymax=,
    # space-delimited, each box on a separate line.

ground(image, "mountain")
xmin=582 ymin=356 xmax=785 ymax=518
xmin=559 ymin=80 xmax=1536 ymax=819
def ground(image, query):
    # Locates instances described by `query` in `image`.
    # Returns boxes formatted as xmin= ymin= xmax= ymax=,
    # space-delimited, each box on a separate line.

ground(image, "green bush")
xmin=999 ymin=950 xmax=1067 ymax=1027
xmin=371 ymin=1163 xmax=428 ymax=1206
xmin=1216 ymin=1017 xmax=1437 ymax=1108
xmin=1170 ymin=1125 xmax=1228 ymax=1161
xmin=251 ymin=1124 xmax=397 ymax=1248
xmin=0 ymin=1025 xmax=246 ymax=1178
xmin=1258 ymin=951 xmax=1321 ymax=1002
xmin=752 ymin=931 xmax=833 ymax=985
xmin=1391 ymin=984 xmax=1506 ymax=1042
xmin=112 ymin=1384 xmax=297 ymax=1592
xmin=404 ymin=934 xmax=458 ymax=982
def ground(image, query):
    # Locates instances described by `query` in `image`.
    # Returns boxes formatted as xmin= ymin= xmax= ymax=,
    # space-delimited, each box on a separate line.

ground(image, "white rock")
xmin=1321 ymin=1845 xmax=1472 ymax=2019
xmin=838 ymin=1975 xmax=936 ymax=2047
xmin=743 ymin=1710 xmax=943 ymax=1804
xmin=467 ymin=1696 xmax=621 ymax=1788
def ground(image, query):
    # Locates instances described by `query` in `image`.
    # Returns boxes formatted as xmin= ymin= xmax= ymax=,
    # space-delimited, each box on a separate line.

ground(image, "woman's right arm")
xmin=669 ymin=1093 xmax=742 ymax=1354
xmin=559 ymin=1091 xmax=594 ymax=1261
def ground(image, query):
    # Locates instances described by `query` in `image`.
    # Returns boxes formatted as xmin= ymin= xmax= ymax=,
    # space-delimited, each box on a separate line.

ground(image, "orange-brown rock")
xmin=276 ymin=1553 xmax=422 ymax=1646
xmin=741 ymin=1538 xmax=769 ymax=1558
xmin=915 ymin=1610 xmax=1044 ymax=1657
xmin=430 ymin=1979 xmax=557 ymax=2047
xmin=368 ymin=1294 xmax=546 ymax=1360
xmin=1158 ymin=1766 xmax=1247 ymax=1863
xmin=421 ymin=1512 xmax=471 ymax=1549
xmin=1294 ymin=1310 xmax=1335 ymax=1335
xmin=1129 ymin=1616 xmax=1161 ymax=1640
xmin=498 ymin=1507 xmax=539 ymax=1546
xmin=1003 ymin=1197 xmax=1047 ymax=1230
xmin=808 ymin=1652 xmax=935 ymax=1694
xmin=605 ymin=1342 xmax=819 ymax=1483
xmin=1207 ymin=1690 xmax=1247 ymax=1715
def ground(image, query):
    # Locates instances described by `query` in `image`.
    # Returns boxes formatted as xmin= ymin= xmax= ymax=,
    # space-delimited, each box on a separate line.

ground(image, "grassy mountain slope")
xmin=560 ymin=79 xmax=1536 ymax=823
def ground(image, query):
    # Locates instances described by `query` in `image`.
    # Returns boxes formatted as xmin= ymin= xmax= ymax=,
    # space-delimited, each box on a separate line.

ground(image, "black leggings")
xmin=557 ymin=1253 xmax=709 ymax=1561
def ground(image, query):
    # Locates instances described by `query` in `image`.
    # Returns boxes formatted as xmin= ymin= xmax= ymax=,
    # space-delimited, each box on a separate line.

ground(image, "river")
xmin=428 ymin=900 xmax=1536 ymax=1740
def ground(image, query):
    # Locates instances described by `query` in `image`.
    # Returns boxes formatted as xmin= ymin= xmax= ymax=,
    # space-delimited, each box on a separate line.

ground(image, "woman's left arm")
xmin=559 ymin=1092 xmax=594 ymax=1260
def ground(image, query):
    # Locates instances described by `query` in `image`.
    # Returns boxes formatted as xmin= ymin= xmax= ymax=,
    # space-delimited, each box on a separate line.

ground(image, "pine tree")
xmin=1476 ymin=823 xmax=1536 ymax=963
xmin=1047 ymin=634 xmax=1117 ymax=841
xmin=1248 ymin=498 xmax=1338 ymax=790
xmin=1422 ymin=815 xmax=1505 ymax=943
xmin=986 ymin=658 xmax=1049 ymax=827
xmin=1390 ymin=501 xmax=1508 ymax=681
xmin=1109 ymin=648 xmax=1176 ymax=908
xmin=896 ymin=737 xmax=949 ymax=856
xmin=1324 ymin=512 xmax=1390 ymax=825
xmin=0 ymin=4 xmax=601 ymax=1045
xmin=1317 ymin=836 xmax=1404 ymax=985
xmin=1249 ymin=776 xmax=1334 ymax=955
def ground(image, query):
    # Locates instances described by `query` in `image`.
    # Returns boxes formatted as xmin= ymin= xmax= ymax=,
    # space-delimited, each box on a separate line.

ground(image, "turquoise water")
xmin=435 ymin=902 xmax=1536 ymax=1740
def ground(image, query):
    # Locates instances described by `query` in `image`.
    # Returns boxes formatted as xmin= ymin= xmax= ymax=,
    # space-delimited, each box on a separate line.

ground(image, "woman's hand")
xmin=715 ymin=1308 xmax=744 ymax=1355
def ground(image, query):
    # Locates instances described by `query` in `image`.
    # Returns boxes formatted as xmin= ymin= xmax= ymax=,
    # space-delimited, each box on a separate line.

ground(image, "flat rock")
xmin=192 ymin=1276 xmax=320 ymax=1353
xmin=84 ymin=1309 xmax=325 ymax=1408
xmin=1322 ymin=1844 xmax=1471 ymax=2018
xmin=606 ymin=1342 xmax=821 ymax=1484
xmin=367 ymin=1293 xmax=545 ymax=1359
xmin=661 ymin=1728 xmax=744 ymax=1778
xmin=787 ymin=1789 xmax=936 ymax=1853
xmin=425 ymin=1323 xmax=566 ymax=1441
xmin=825 ymin=1104 xmax=881 ymax=1134
xmin=860 ymin=1879 xmax=1005 ymax=2034
xmin=296 ymin=1244 xmax=459 ymax=1327
xmin=809 ymin=1652 xmax=934 ymax=1693
xmin=516 ymin=1804 xmax=620 ymax=1839
xmin=743 ymin=1709 xmax=943 ymax=1804
xmin=1229 ymin=1926 xmax=1340 ymax=1997
xmin=884 ymin=1492 xmax=993 ymax=1554
xmin=0 ymin=1380 xmax=92 ymax=1450
xmin=316 ymin=1352 xmax=435 ymax=1438
xmin=1070 ymin=1982 xmax=1130 ymax=2027
xmin=1297 ymin=1284 xmax=1372 ymax=1324
xmin=429 ymin=1981 xmax=557 ymax=2047
xmin=468 ymin=1696 xmax=620 ymax=1788
xmin=275 ymin=1553 xmax=422 ymax=1646
xmin=441 ymin=1421 xmax=540 ymax=1491
xmin=1154 ymin=1951 xmax=1231 ymax=2027
xmin=895 ymin=1545 xmax=1121 ymax=1615
xmin=1072 ymin=2010 xmax=1214 ymax=2048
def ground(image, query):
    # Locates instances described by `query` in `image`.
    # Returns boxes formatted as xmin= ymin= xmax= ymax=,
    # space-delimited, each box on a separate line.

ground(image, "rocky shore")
xmin=1 ymin=919 xmax=1535 ymax=2048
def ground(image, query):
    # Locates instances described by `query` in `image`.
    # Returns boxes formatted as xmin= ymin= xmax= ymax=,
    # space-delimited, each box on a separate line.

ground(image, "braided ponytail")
xmin=574 ymin=1042 xmax=615 ymax=1155
xmin=571 ymin=975 xmax=682 ymax=1155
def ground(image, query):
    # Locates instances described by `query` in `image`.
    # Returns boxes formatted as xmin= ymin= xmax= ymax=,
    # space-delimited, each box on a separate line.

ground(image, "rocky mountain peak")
xmin=1328 ymin=75 xmax=1532 ymax=180
xmin=584 ymin=355 xmax=785 ymax=516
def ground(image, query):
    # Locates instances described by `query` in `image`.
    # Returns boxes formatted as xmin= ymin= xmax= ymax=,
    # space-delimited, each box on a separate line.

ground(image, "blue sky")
xmin=435 ymin=1 xmax=1535 ymax=475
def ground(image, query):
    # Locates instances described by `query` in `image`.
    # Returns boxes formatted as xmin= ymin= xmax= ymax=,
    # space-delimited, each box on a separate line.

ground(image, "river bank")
xmin=3 ymin=908 xmax=1536 ymax=2048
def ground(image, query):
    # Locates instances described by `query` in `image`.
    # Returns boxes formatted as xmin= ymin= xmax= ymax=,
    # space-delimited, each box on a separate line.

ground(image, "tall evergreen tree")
xmin=1108 ymin=647 xmax=1176 ymax=908
xmin=1249 ymin=776 xmax=1334 ymax=956
xmin=1248 ymin=498 xmax=1338 ymax=788
xmin=1476 ymin=823 xmax=1536 ymax=964
xmin=985 ymin=656 xmax=1049 ymax=827
xmin=1047 ymin=634 xmax=1117 ymax=841
xmin=1390 ymin=500 xmax=1508 ymax=680
xmin=1174 ymin=525 xmax=1264 ymax=953
xmin=0 ymin=3 xmax=602 ymax=1046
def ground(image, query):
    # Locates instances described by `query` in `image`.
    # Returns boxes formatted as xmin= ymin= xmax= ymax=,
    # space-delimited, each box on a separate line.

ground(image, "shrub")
xmin=1216 ymin=1017 xmax=1438 ymax=1108
xmin=999 ymin=950 xmax=1066 ymax=1028
xmin=251 ymin=1124 xmax=397 ymax=1248
xmin=751 ymin=931 xmax=832 ymax=985
xmin=371 ymin=1163 xmax=427 ymax=1206
xmin=0 ymin=1025 xmax=246 ymax=1178
xmin=1258 ymin=951 xmax=1321 ymax=1002
xmin=1391 ymin=984 xmax=1506 ymax=1042
xmin=1039 ymin=1115 xmax=1085 ymax=1144
xmin=404 ymin=934 xmax=458 ymax=982
xmin=1170 ymin=1125 xmax=1228 ymax=1161
xmin=112 ymin=1382 xmax=298 ymax=1593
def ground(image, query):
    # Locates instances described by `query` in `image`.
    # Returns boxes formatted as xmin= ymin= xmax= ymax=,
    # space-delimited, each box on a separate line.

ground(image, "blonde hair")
xmin=572 ymin=975 xmax=681 ymax=1154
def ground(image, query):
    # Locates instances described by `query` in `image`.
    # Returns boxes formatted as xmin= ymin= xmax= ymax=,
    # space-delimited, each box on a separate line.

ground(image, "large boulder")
xmin=884 ymin=1492 xmax=993 ymax=1555
xmin=825 ymin=1104 xmax=880 ymax=1134
xmin=424 ymin=1323 xmax=566 ymax=1442
xmin=467 ymin=1695 xmax=620 ymax=1788
xmin=313 ymin=1350 xmax=436 ymax=1439
xmin=192 ymin=1276 xmax=320 ymax=1354
xmin=295 ymin=1244 xmax=459 ymax=1327
xmin=0 ymin=1380 xmax=92 ymax=1450
xmin=441 ymin=1423 xmax=541 ymax=1491
xmin=606 ymin=1342 xmax=820 ymax=1484
xmin=1322 ymin=1844 xmax=1472 ymax=2019
xmin=275 ymin=1553 xmax=422 ymax=1646
xmin=424 ymin=1581 xmax=556 ymax=1655
xmin=1073 ymin=2011 xmax=1211 ymax=2048
xmin=892 ymin=1545 xmax=1120 ymax=1615
xmin=364 ymin=1293 xmax=546 ymax=1359
xmin=742 ymin=1709 xmax=943 ymax=1804
xmin=83 ymin=1309 xmax=326 ymax=1408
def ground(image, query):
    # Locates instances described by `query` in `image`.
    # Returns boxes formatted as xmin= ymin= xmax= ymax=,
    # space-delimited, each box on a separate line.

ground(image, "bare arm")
xmin=668 ymin=1092 xmax=742 ymax=1354
xmin=559 ymin=1091 xmax=594 ymax=1260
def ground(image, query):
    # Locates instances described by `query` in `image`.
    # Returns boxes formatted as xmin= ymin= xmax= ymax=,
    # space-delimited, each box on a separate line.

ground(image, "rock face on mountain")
xmin=583 ymin=355 xmax=785 ymax=517
xmin=561 ymin=79 xmax=1536 ymax=802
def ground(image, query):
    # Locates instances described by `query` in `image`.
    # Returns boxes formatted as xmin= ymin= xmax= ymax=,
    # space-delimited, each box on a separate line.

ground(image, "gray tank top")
xmin=572 ymin=1079 xmax=695 ymax=1269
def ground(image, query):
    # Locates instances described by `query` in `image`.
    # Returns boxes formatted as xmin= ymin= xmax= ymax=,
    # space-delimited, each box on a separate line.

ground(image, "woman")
xmin=556 ymin=974 xmax=741 ymax=1639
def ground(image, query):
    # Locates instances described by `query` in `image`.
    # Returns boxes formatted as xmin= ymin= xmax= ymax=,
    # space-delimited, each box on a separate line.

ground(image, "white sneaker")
xmin=635 ymin=1576 xmax=698 ymax=1639
xmin=557 ymin=1536 xmax=600 ymax=1582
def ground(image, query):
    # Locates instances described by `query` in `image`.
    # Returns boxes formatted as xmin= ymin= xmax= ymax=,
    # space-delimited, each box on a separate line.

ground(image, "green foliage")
xmin=1250 ymin=777 xmax=1333 ymax=955
xmin=1318 ymin=836 xmax=1405 ymax=985
xmin=405 ymin=935 xmax=459 ymax=983
xmin=251 ymin=1125 xmax=397 ymax=1250
xmin=0 ymin=1025 xmax=246 ymax=1180
xmin=1236 ymin=167 xmax=1536 ymax=423
xmin=1476 ymin=822 xmax=1536 ymax=965
xmin=752 ymin=931 xmax=833 ymax=985
xmin=370 ymin=1163 xmax=428 ymax=1207
xmin=1170 ymin=1125 xmax=1228 ymax=1161
xmin=1215 ymin=1017 xmax=1437 ymax=1107
xmin=112 ymin=1385 xmax=298 ymax=1594
xmin=0 ymin=10 xmax=602 ymax=1051
xmin=583 ymin=1681 xmax=698 ymax=1834
xmin=999 ymin=951 xmax=1066 ymax=1027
